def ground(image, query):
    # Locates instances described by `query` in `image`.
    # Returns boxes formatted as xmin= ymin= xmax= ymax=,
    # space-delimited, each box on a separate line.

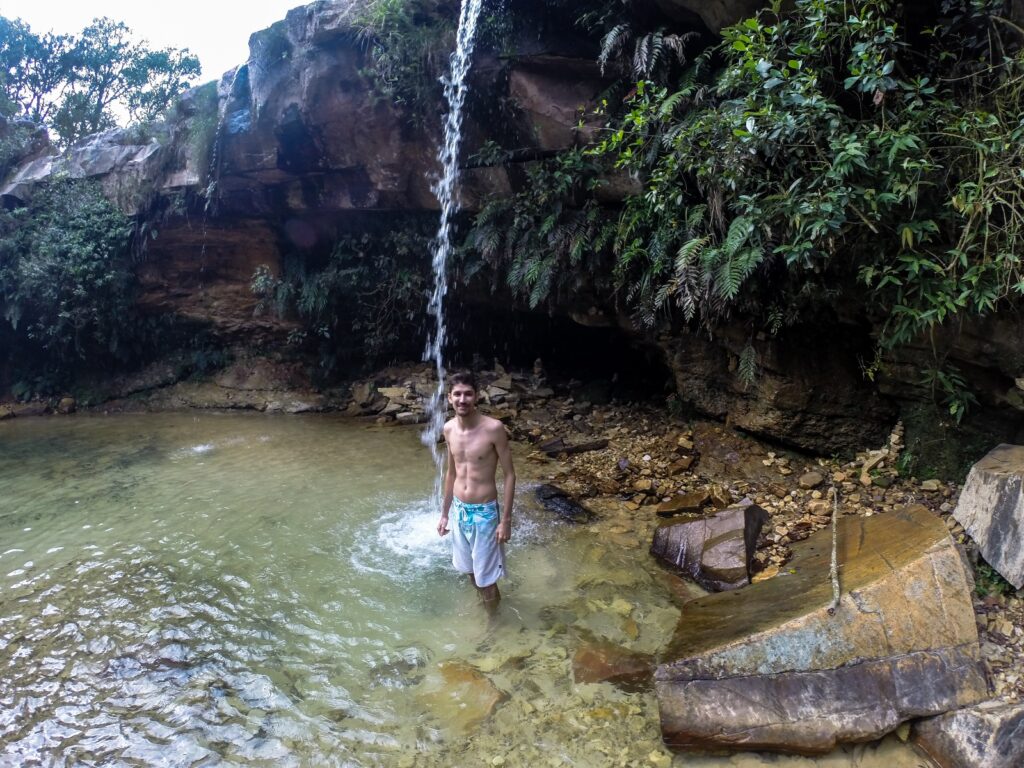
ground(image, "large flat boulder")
xmin=913 ymin=699 xmax=1024 ymax=768
xmin=650 ymin=501 xmax=769 ymax=591
xmin=953 ymin=444 xmax=1024 ymax=588
xmin=655 ymin=505 xmax=990 ymax=755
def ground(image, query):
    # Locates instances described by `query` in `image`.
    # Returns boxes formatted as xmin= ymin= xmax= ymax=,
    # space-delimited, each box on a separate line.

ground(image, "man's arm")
xmin=438 ymin=429 xmax=455 ymax=536
xmin=494 ymin=423 xmax=515 ymax=543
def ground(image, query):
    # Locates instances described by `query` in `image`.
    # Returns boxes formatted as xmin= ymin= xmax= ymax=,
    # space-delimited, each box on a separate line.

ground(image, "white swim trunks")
xmin=451 ymin=497 xmax=505 ymax=587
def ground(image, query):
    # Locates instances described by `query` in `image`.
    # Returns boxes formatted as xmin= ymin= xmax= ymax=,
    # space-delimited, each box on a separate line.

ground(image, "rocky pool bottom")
xmin=0 ymin=412 xmax=976 ymax=766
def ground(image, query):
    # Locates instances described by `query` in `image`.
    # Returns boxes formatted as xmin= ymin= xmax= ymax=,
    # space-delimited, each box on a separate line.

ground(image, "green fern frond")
xmin=599 ymin=24 xmax=631 ymax=75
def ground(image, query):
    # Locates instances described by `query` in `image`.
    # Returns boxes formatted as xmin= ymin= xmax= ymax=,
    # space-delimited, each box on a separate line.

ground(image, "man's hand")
xmin=496 ymin=519 xmax=511 ymax=543
xmin=437 ymin=514 xmax=450 ymax=537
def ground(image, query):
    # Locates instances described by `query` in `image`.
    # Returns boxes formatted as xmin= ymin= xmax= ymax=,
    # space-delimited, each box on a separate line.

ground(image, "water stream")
xmin=422 ymin=0 xmax=486 ymax=511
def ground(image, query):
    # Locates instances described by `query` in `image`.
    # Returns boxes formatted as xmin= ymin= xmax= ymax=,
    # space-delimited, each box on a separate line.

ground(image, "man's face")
xmin=448 ymin=383 xmax=478 ymax=416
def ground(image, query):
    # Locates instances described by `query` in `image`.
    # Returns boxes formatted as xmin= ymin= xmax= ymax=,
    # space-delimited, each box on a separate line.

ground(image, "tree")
xmin=0 ymin=15 xmax=200 ymax=146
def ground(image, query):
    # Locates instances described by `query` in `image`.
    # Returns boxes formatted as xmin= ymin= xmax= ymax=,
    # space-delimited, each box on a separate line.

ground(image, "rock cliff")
xmin=2 ymin=0 xmax=1022 ymax=460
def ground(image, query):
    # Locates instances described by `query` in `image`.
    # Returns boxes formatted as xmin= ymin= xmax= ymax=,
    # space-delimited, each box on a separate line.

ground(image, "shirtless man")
xmin=436 ymin=371 xmax=515 ymax=612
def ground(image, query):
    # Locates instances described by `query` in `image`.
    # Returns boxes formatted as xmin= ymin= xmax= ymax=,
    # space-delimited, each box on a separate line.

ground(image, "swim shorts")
xmin=451 ymin=497 xmax=505 ymax=587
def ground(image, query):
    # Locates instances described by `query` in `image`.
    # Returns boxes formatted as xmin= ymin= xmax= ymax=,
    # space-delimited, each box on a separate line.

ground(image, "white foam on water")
xmin=348 ymin=495 xmax=552 ymax=583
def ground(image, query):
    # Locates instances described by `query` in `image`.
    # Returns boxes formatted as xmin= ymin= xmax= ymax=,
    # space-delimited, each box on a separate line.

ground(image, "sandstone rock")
xmin=807 ymin=499 xmax=831 ymax=516
xmin=0 ymin=405 xmax=13 ymax=420
xmin=656 ymin=505 xmax=990 ymax=754
xmin=954 ymin=444 xmax=1024 ymax=588
xmin=650 ymin=501 xmax=769 ymax=591
xmin=668 ymin=456 xmax=694 ymax=475
xmin=572 ymin=639 xmax=653 ymax=692
xmin=535 ymin=484 xmax=595 ymax=523
xmin=12 ymin=402 xmax=47 ymax=417
xmin=921 ymin=478 xmax=942 ymax=492
xmin=417 ymin=661 xmax=505 ymax=735
xmin=913 ymin=699 xmax=1024 ymax=768
xmin=350 ymin=381 xmax=376 ymax=408
xmin=378 ymin=386 xmax=412 ymax=401
xmin=56 ymin=397 xmax=76 ymax=414
xmin=380 ymin=401 xmax=404 ymax=416
xmin=798 ymin=470 xmax=823 ymax=489
xmin=656 ymin=490 xmax=709 ymax=517
xmin=396 ymin=411 xmax=422 ymax=425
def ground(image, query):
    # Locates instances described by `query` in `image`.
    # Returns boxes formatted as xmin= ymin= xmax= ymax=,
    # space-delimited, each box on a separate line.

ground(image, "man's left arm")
xmin=494 ymin=424 xmax=515 ymax=543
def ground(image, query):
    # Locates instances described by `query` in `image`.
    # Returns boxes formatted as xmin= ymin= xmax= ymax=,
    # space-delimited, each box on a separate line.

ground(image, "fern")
xmin=738 ymin=344 xmax=758 ymax=389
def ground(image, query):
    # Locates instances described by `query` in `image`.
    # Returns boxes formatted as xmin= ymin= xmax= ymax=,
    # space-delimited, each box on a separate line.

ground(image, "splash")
xmin=421 ymin=0 xmax=486 ymax=511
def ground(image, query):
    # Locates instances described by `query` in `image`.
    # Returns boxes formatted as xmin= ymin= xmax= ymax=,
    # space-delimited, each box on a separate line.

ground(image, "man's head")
xmin=447 ymin=371 xmax=478 ymax=417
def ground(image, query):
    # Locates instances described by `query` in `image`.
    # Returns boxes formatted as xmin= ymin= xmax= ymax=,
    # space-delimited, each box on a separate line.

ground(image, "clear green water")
xmin=0 ymin=414 xmax=929 ymax=768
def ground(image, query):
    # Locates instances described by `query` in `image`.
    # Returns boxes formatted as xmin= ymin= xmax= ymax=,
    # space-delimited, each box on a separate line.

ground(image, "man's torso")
xmin=447 ymin=417 xmax=499 ymax=503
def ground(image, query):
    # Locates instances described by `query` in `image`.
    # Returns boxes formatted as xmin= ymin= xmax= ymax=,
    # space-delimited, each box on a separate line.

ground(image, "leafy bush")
xmin=0 ymin=179 xmax=139 ymax=380
xmin=467 ymin=148 xmax=616 ymax=309
xmin=252 ymin=225 xmax=431 ymax=369
xmin=352 ymin=0 xmax=456 ymax=122
xmin=590 ymin=0 xmax=1024 ymax=350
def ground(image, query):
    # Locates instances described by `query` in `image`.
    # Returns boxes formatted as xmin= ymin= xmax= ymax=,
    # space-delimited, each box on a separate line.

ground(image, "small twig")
xmin=827 ymin=485 xmax=841 ymax=615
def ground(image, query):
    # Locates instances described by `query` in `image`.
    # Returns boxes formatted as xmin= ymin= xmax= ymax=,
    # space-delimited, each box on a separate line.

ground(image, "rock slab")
xmin=655 ymin=505 xmax=989 ymax=755
xmin=650 ymin=501 xmax=769 ymax=591
xmin=913 ymin=699 xmax=1024 ymax=768
xmin=953 ymin=443 xmax=1024 ymax=588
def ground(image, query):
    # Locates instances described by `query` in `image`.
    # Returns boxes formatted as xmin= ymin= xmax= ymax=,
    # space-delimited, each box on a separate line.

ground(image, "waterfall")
xmin=421 ymin=0 xmax=486 ymax=511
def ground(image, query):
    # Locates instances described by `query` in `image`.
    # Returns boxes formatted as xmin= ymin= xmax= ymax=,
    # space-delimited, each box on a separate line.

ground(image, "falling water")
xmin=421 ymin=0 xmax=486 ymax=508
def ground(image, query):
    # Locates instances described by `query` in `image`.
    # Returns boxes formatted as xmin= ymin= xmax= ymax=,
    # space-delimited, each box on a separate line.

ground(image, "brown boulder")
xmin=655 ymin=505 xmax=990 ymax=755
xmin=656 ymin=490 xmax=709 ymax=517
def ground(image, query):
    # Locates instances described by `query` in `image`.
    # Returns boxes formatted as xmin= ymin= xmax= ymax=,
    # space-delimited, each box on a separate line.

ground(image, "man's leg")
xmin=478 ymin=582 xmax=500 ymax=616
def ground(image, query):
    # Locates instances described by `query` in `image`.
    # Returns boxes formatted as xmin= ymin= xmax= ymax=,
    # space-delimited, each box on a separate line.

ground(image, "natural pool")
xmin=1 ymin=414 xmax=929 ymax=767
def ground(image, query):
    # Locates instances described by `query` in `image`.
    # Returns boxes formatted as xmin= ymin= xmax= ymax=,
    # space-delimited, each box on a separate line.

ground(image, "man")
xmin=436 ymin=371 xmax=515 ymax=613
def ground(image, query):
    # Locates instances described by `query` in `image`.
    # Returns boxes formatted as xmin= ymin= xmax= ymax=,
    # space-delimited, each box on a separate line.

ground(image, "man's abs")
xmin=454 ymin=476 xmax=498 ymax=504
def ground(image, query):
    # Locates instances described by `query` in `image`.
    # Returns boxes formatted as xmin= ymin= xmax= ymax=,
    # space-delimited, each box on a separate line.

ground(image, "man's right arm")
xmin=438 ymin=433 xmax=455 ymax=536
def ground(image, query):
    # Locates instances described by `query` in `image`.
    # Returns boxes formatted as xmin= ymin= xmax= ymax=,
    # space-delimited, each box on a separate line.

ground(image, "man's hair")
xmin=448 ymin=370 xmax=478 ymax=391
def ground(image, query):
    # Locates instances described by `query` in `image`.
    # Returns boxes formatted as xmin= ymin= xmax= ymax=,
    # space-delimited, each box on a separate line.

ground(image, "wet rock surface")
xmin=534 ymin=484 xmax=595 ymax=523
xmin=953 ymin=444 xmax=1024 ymax=588
xmin=655 ymin=505 xmax=990 ymax=754
xmin=571 ymin=638 xmax=653 ymax=692
xmin=912 ymin=699 xmax=1024 ymax=768
xmin=650 ymin=501 xmax=769 ymax=591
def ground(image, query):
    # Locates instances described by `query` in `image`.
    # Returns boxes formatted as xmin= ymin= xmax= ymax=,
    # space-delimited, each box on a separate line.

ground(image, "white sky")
xmin=0 ymin=1 xmax=311 ymax=83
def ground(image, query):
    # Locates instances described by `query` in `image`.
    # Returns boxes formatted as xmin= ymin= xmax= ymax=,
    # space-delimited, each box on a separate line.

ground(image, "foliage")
xmin=0 ymin=14 xmax=200 ymax=147
xmin=351 ymin=0 xmax=456 ymax=122
xmin=974 ymin=559 xmax=1016 ymax=598
xmin=252 ymin=225 xmax=432 ymax=368
xmin=0 ymin=179 xmax=139 ymax=378
xmin=466 ymin=148 xmax=616 ymax=309
xmin=589 ymin=0 xmax=1024 ymax=353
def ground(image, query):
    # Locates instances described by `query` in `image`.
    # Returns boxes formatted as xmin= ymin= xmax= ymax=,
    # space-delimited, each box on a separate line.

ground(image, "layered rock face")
xmin=655 ymin=505 xmax=989 ymax=754
xmin=3 ymin=0 xmax=1022 ymax=458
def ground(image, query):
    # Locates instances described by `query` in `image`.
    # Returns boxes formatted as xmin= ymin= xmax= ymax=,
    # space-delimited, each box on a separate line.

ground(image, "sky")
xmin=0 ymin=1 xmax=310 ymax=83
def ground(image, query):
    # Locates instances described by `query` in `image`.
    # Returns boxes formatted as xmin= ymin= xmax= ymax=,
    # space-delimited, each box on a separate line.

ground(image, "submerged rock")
xmin=655 ymin=505 xmax=989 ymax=755
xmin=650 ymin=501 xmax=769 ymax=591
xmin=913 ymin=699 xmax=1024 ymax=768
xmin=953 ymin=444 xmax=1024 ymax=588
xmin=572 ymin=638 xmax=653 ymax=692
xmin=535 ymin=484 xmax=595 ymax=523
xmin=416 ymin=660 xmax=506 ymax=736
